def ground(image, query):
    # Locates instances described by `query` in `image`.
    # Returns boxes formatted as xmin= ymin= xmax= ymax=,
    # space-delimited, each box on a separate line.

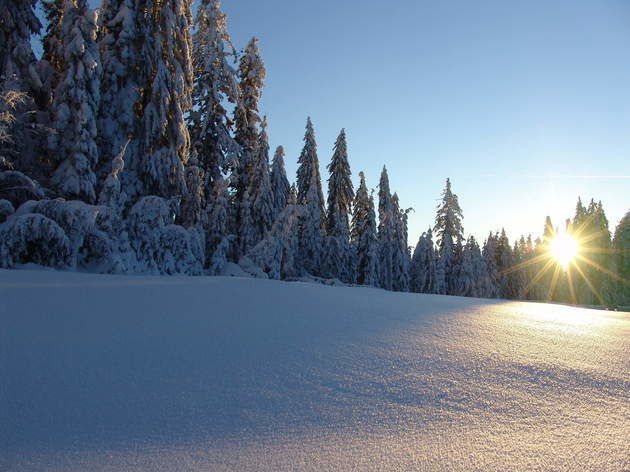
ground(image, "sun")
xmin=549 ymin=232 xmax=579 ymax=268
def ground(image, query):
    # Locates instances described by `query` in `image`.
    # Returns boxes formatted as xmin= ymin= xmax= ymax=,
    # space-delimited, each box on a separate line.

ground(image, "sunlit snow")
xmin=1 ymin=269 xmax=628 ymax=471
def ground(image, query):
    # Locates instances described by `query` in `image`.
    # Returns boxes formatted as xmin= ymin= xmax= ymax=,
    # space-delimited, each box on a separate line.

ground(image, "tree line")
xmin=0 ymin=0 xmax=627 ymax=306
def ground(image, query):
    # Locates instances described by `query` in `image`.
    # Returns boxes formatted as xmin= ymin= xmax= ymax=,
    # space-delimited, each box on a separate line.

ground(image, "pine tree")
xmin=270 ymin=145 xmax=290 ymax=220
xmin=97 ymin=0 xmax=143 ymax=197
xmin=457 ymin=236 xmax=486 ymax=297
xmin=322 ymin=129 xmax=354 ymax=282
xmin=495 ymin=229 xmax=513 ymax=298
xmin=49 ymin=0 xmax=101 ymax=203
xmin=204 ymin=175 xmax=231 ymax=274
xmin=179 ymin=157 xmax=205 ymax=228
xmin=41 ymin=0 xmax=65 ymax=82
xmin=433 ymin=178 xmax=464 ymax=294
xmin=391 ymin=193 xmax=410 ymax=292
xmin=188 ymin=0 xmax=240 ymax=185
xmin=233 ymin=38 xmax=265 ymax=208
xmin=612 ymin=211 xmax=630 ymax=307
xmin=0 ymin=0 xmax=44 ymax=175
xmin=296 ymin=118 xmax=325 ymax=275
xmin=410 ymin=229 xmax=436 ymax=294
xmin=136 ymin=0 xmax=194 ymax=198
xmin=240 ymin=121 xmax=274 ymax=254
xmin=351 ymin=172 xmax=378 ymax=286
xmin=482 ymin=232 xmax=500 ymax=298
xmin=377 ymin=166 xmax=394 ymax=290
xmin=0 ymin=0 xmax=41 ymax=93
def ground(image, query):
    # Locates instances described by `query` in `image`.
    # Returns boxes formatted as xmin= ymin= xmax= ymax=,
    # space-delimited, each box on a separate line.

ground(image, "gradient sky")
xmin=64 ymin=1 xmax=630 ymax=245
xmin=222 ymin=0 xmax=630 ymax=246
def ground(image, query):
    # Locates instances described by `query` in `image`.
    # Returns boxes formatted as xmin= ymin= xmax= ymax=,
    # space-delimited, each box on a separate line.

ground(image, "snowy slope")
xmin=1 ymin=268 xmax=628 ymax=471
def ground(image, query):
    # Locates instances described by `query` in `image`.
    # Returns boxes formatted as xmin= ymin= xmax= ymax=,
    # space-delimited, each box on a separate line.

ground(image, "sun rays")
xmin=487 ymin=209 xmax=628 ymax=307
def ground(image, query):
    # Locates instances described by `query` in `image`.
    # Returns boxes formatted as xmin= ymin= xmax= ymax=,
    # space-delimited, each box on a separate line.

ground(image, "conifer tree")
xmin=41 ymin=0 xmax=65 ymax=82
xmin=351 ymin=172 xmax=378 ymax=286
xmin=136 ymin=0 xmax=194 ymax=198
xmin=495 ymin=229 xmax=514 ymax=298
xmin=0 ymin=0 xmax=41 ymax=93
xmin=434 ymin=178 xmax=464 ymax=294
xmin=97 ymin=0 xmax=143 ymax=195
xmin=233 ymin=38 xmax=265 ymax=204
xmin=391 ymin=193 xmax=410 ymax=292
xmin=240 ymin=122 xmax=274 ymax=254
xmin=296 ymin=118 xmax=325 ymax=275
xmin=0 ymin=0 xmax=44 ymax=174
xmin=377 ymin=166 xmax=394 ymax=290
xmin=204 ymin=175 xmax=231 ymax=274
xmin=188 ymin=0 xmax=240 ymax=185
xmin=322 ymin=129 xmax=354 ymax=282
xmin=270 ymin=145 xmax=290 ymax=220
xmin=482 ymin=232 xmax=500 ymax=298
xmin=49 ymin=0 xmax=101 ymax=203
xmin=457 ymin=236 xmax=486 ymax=297
xmin=612 ymin=211 xmax=630 ymax=307
xmin=410 ymin=229 xmax=436 ymax=294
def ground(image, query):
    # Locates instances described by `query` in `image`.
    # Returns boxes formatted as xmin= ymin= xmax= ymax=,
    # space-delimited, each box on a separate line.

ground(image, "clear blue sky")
xmin=75 ymin=1 xmax=630 ymax=244
xmin=220 ymin=0 xmax=630 ymax=245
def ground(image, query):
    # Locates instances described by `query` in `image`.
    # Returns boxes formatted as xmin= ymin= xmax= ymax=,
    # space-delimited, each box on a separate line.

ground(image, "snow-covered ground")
xmin=1 ymin=269 xmax=628 ymax=471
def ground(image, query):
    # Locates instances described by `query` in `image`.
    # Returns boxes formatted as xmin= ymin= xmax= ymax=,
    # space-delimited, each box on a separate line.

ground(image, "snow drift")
xmin=0 ymin=269 xmax=628 ymax=471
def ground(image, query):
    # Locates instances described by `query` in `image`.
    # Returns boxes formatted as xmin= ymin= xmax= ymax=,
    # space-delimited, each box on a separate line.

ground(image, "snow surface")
xmin=1 ymin=269 xmax=628 ymax=471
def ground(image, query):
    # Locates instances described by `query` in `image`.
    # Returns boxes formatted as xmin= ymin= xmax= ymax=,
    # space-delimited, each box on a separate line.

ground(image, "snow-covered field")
xmin=1 ymin=269 xmax=628 ymax=471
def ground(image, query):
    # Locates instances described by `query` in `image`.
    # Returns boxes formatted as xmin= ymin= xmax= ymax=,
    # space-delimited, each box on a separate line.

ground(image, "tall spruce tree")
xmin=351 ymin=172 xmax=378 ymax=286
xmin=296 ymin=118 xmax=325 ymax=275
xmin=49 ymin=0 xmax=101 ymax=203
xmin=136 ymin=0 xmax=194 ymax=198
xmin=434 ymin=178 xmax=463 ymax=294
xmin=240 ymin=121 xmax=274 ymax=254
xmin=188 ymin=0 xmax=240 ymax=185
xmin=233 ymin=38 xmax=265 ymax=207
xmin=97 ymin=0 xmax=143 ymax=198
xmin=457 ymin=236 xmax=486 ymax=297
xmin=391 ymin=193 xmax=410 ymax=292
xmin=0 ymin=0 xmax=41 ymax=93
xmin=270 ymin=145 xmax=290 ymax=220
xmin=612 ymin=211 xmax=630 ymax=307
xmin=482 ymin=232 xmax=500 ymax=298
xmin=377 ymin=166 xmax=394 ymax=290
xmin=322 ymin=129 xmax=354 ymax=282
xmin=0 ymin=0 xmax=44 ymax=174
xmin=410 ymin=229 xmax=436 ymax=294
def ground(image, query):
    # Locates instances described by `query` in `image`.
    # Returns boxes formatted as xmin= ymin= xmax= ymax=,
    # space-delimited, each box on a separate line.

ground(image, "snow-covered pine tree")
xmin=612 ymin=211 xmax=630 ymax=307
xmin=391 ymin=193 xmax=410 ymax=292
xmin=41 ymin=0 xmax=65 ymax=83
xmin=240 ymin=121 xmax=274 ymax=254
xmin=410 ymin=229 xmax=436 ymax=293
xmin=377 ymin=166 xmax=394 ymax=290
xmin=350 ymin=172 xmax=378 ymax=286
xmin=494 ymin=229 xmax=514 ymax=298
xmin=456 ymin=236 xmax=487 ymax=297
xmin=188 ymin=0 xmax=240 ymax=186
xmin=296 ymin=118 xmax=325 ymax=275
xmin=49 ymin=0 xmax=101 ymax=203
xmin=0 ymin=0 xmax=41 ymax=93
xmin=179 ymin=156 xmax=205 ymax=228
xmin=204 ymin=175 xmax=231 ymax=274
xmin=98 ymin=139 xmax=128 ymax=215
xmin=433 ymin=178 xmax=464 ymax=295
xmin=233 ymin=37 xmax=265 ymax=248
xmin=135 ymin=0 xmax=194 ymax=198
xmin=97 ymin=0 xmax=143 ymax=196
xmin=322 ymin=129 xmax=354 ymax=282
xmin=270 ymin=145 xmax=290 ymax=221
xmin=0 ymin=0 xmax=45 ymax=175
xmin=481 ymin=232 xmax=500 ymax=298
